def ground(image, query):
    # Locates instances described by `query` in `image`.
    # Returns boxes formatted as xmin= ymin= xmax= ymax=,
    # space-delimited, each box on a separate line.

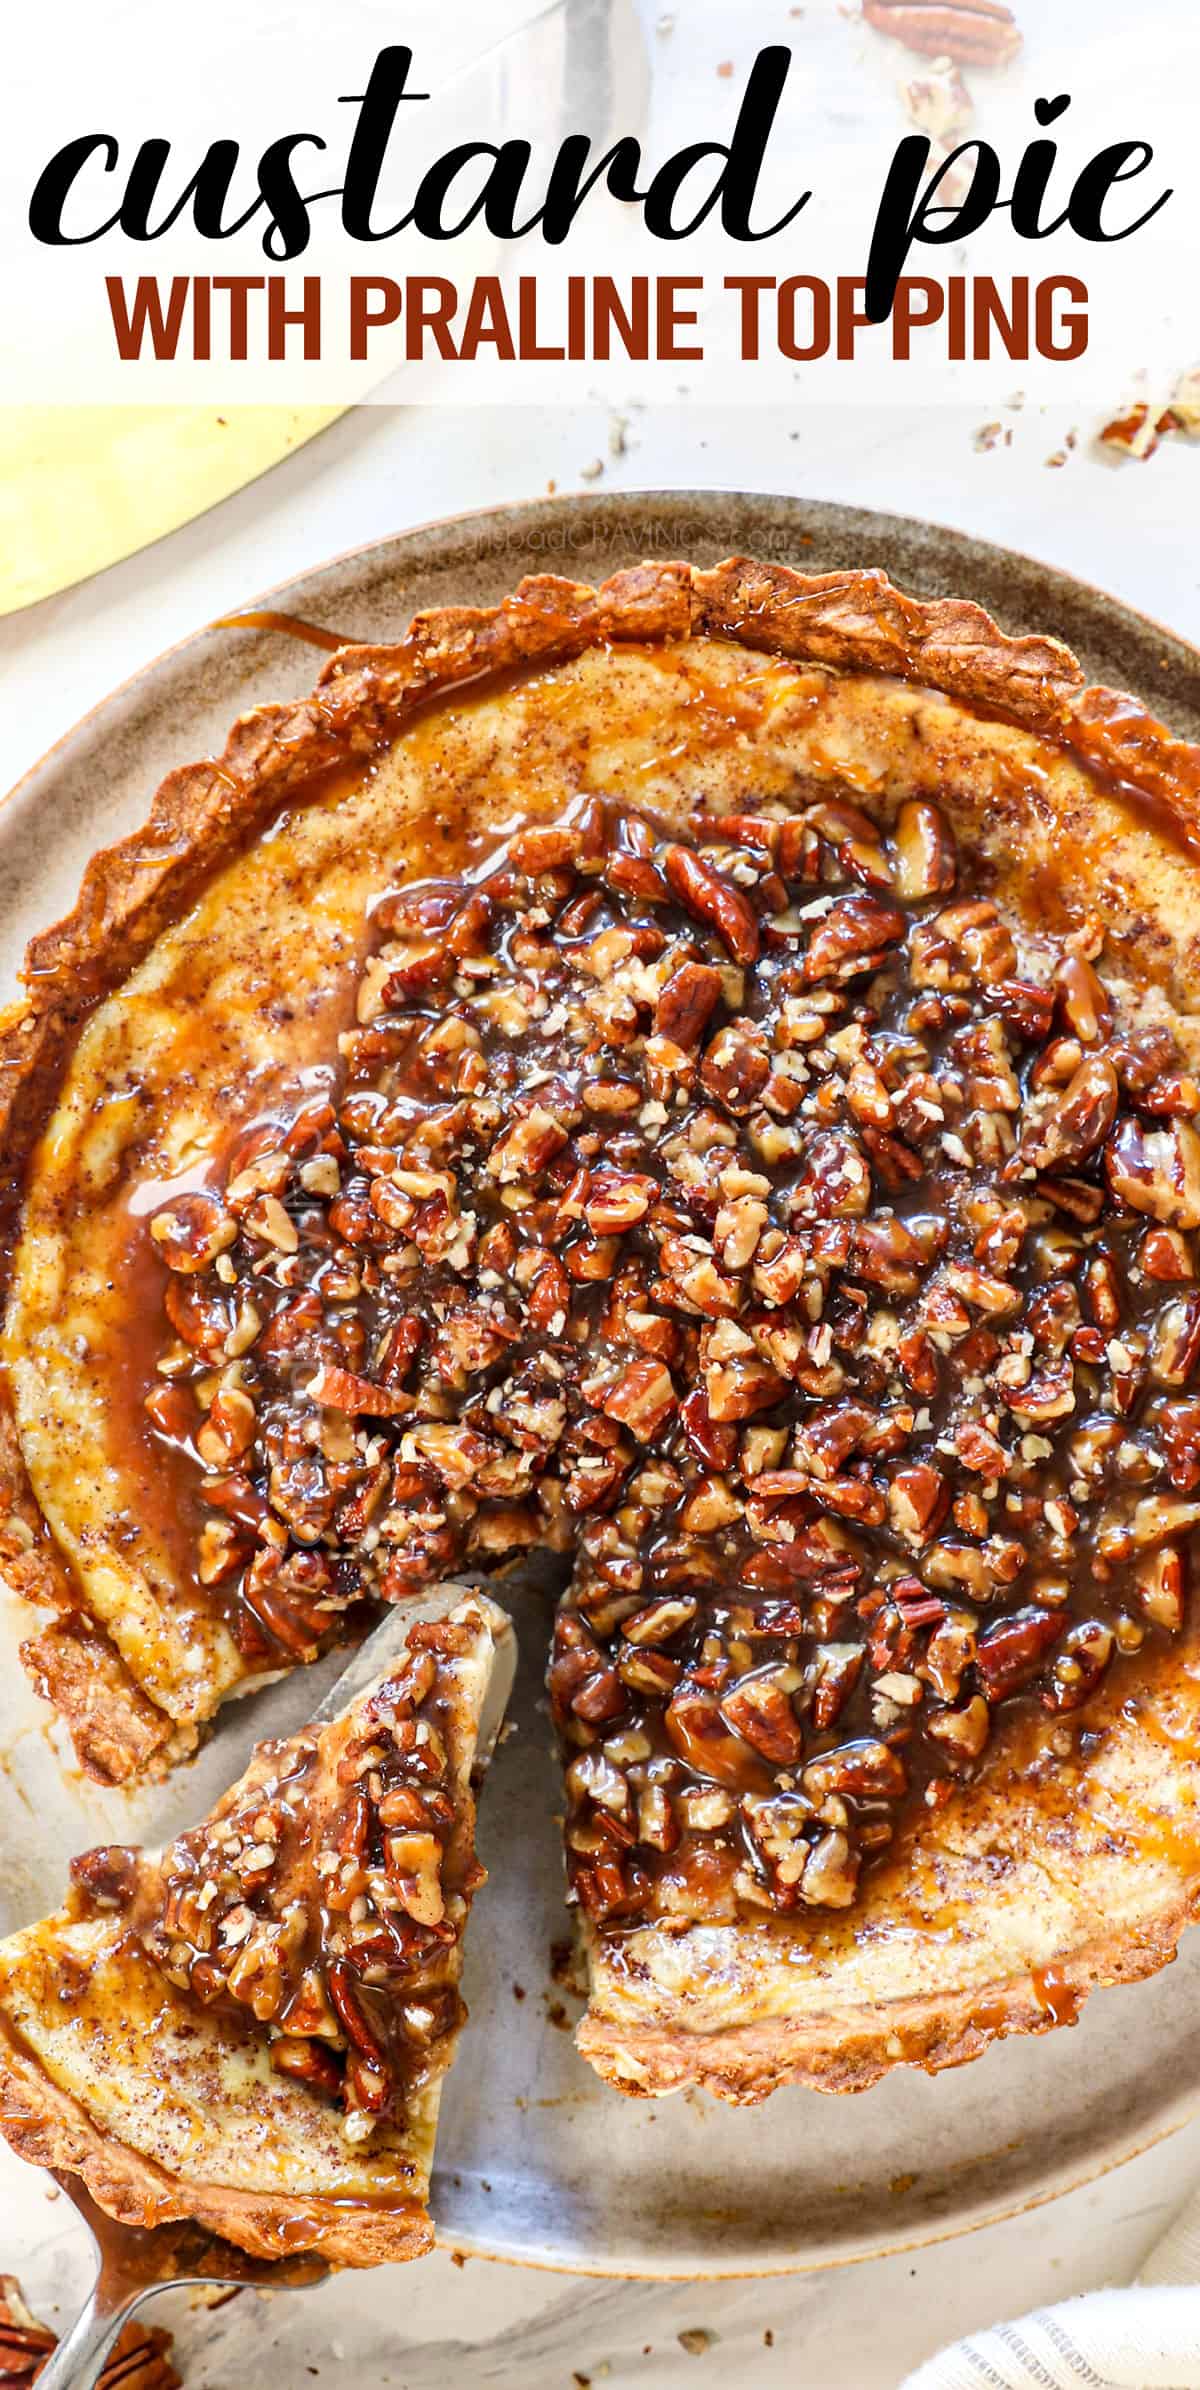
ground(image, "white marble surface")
xmin=2 ymin=2121 xmax=1200 ymax=2388
xmin=1 ymin=396 xmax=1200 ymax=2383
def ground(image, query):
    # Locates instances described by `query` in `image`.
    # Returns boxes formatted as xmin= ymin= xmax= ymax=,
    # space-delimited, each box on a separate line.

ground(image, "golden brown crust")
xmin=575 ymin=1902 xmax=1198 ymax=2105
xmin=0 ymin=2012 xmax=430 ymax=2266
xmin=19 ymin=1612 xmax=178 ymax=1779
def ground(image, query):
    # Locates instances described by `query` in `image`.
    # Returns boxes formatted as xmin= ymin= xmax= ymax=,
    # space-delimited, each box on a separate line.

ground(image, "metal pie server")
xmin=32 ymin=1588 xmax=516 ymax=2388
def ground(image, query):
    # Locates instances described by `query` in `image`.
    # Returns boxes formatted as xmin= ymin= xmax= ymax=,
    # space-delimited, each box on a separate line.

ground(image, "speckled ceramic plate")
xmin=4 ymin=492 xmax=1200 ymax=2278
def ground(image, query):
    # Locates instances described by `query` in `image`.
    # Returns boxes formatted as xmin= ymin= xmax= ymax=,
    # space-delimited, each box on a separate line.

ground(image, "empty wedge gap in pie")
xmin=2 ymin=556 xmax=1200 ymax=2261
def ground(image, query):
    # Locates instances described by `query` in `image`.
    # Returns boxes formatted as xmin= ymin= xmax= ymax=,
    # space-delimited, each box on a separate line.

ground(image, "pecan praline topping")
xmin=144 ymin=789 xmax=1200 ymax=1933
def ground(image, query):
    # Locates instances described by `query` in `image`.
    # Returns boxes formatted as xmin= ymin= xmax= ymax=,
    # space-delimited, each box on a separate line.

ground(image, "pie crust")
xmin=3 ymin=557 xmax=1200 ymax=2111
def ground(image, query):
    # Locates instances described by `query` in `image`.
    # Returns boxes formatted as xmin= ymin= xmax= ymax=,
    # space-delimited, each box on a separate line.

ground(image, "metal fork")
xmin=32 ymin=1591 xmax=516 ymax=2386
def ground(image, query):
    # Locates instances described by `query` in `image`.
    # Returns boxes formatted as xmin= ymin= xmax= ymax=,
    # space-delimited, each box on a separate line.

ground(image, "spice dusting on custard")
xmin=142 ymin=790 xmax=1200 ymax=1920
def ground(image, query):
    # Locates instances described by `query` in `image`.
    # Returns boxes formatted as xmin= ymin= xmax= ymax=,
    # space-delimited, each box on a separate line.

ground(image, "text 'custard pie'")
xmin=3 ymin=557 xmax=1200 ymax=2242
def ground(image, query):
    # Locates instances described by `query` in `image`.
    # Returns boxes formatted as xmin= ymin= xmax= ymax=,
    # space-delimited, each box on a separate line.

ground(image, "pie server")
xmin=31 ymin=1589 xmax=517 ymax=2388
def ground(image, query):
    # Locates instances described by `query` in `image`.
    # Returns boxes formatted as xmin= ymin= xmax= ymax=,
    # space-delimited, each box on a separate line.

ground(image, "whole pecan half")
xmin=0 ymin=2277 xmax=180 ymax=2388
xmin=862 ymin=0 xmax=1021 ymax=65
xmin=661 ymin=845 xmax=761 ymax=963
xmin=976 ymin=1606 xmax=1062 ymax=1698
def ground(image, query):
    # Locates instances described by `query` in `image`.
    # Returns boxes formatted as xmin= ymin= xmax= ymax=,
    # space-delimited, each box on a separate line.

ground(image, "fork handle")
xmin=36 ymin=2272 xmax=147 ymax=2390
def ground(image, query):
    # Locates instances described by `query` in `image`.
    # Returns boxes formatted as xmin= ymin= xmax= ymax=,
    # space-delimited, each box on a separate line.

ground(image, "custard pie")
xmin=0 ymin=1586 xmax=511 ymax=2264
xmin=3 ymin=558 xmax=1200 ymax=2115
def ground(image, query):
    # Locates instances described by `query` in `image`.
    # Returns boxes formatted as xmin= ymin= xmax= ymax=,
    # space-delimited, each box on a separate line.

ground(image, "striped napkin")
xmin=900 ymin=2190 xmax=1200 ymax=2387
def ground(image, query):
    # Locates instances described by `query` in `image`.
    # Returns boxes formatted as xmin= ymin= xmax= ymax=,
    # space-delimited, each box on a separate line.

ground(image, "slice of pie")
xmin=0 ymin=1586 xmax=512 ymax=2263
xmin=4 ymin=557 xmax=1200 ymax=2105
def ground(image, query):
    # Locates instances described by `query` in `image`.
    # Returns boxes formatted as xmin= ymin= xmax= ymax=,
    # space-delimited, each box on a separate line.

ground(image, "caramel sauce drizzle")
xmin=213 ymin=609 xmax=352 ymax=653
xmin=1029 ymin=1965 xmax=1080 ymax=2026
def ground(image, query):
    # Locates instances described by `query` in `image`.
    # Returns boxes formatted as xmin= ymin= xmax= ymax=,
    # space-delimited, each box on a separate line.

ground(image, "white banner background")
xmin=2 ymin=0 xmax=1194 ymax=405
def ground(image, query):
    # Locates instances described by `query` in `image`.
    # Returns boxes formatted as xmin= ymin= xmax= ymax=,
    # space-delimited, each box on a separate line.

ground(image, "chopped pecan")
xmin=888 ymin=1464 xmax=950 ymax=1544
xmin=144 ymin=1381 xmax=195 ymax=1440
xmin=163 ymin=1274 xmax=232 ymax=1361
xmin=807 ymin=799 xmax=893 ymax=890
xmin=705 ymin=1355 xmax=789 ymax=1422
xmin=804 ymin=893 xmax=906 ymax=983
xmin=1133 ymin=1543 xmax=1186 ymax=1630
xmin=1151 ymin=1293 xmax=1200 ymax=1386
xmin=510 ymin=824 xmax=585 ymax=873
xmin=925 ymin=1694 xmax=990 ymax=1759
xmin=70 ymin=1843 xmax=139 ymax=1912
xmin=270 ymin=2033 xmax=344 ymax=2101
xmin=1056 ymin=953 xmax=1113 ymax=1045
xmin=1043 ymin=1618 xmax=1115 ymax=1712
xmin=1159 ymin=1398 xmax=1200 ymax=1492
xmin=794 ymin=1130 xmax=872 ymax=1220
xmin=803 ymin=1739 xmax=907 ymax=1800
xmin=720 ymin=1671 xmax=804 ymax=1764
xmin=196 ymin=1382 xmax=257 ymax=1469
xmin=700 ymin=1022 xmax=771 ymax=1113
xmin=994 ymin=979 xmax=1055 ymax=1042
xmin=1016 ymin=1055 xmax=1118 ymax=1174
xmin=241 ymin=1548 xmax=336 ymax=1658
xmin=810 ymin=1643 xmax=865 ymax=1729
xmin=911 ymin=900 xmax=1015 ymax=989
xmin=327 ymin=1959 xmax=391 ymax=2112
xmin=852 ymin=1214 xmax=925 ymax=1295
xmin=602 ymin=1358 xmax=677 ymax=1441
xmin=1002 ymin=1359 xmax=1076 ymax=1424
xmin=800 ymin=1827 xmax=860 ymax=1908
xmin=665 ymin=1682 xmax=772 ymax=1789
xmin=694 ymin=811 xmax=781 ymax=856
xmin=678 ymin=1385 xmax=739 ymax=1468
xmin=150 ymin=1190 xmax=237 ymax=1272
xmin=487 ymin=1106 xmax=570 ymax=1185
xmin=584 ymin=1169 xmax=659 ymax=1233
xmin=305 ymin=1363 xmax=410 ymax=1416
